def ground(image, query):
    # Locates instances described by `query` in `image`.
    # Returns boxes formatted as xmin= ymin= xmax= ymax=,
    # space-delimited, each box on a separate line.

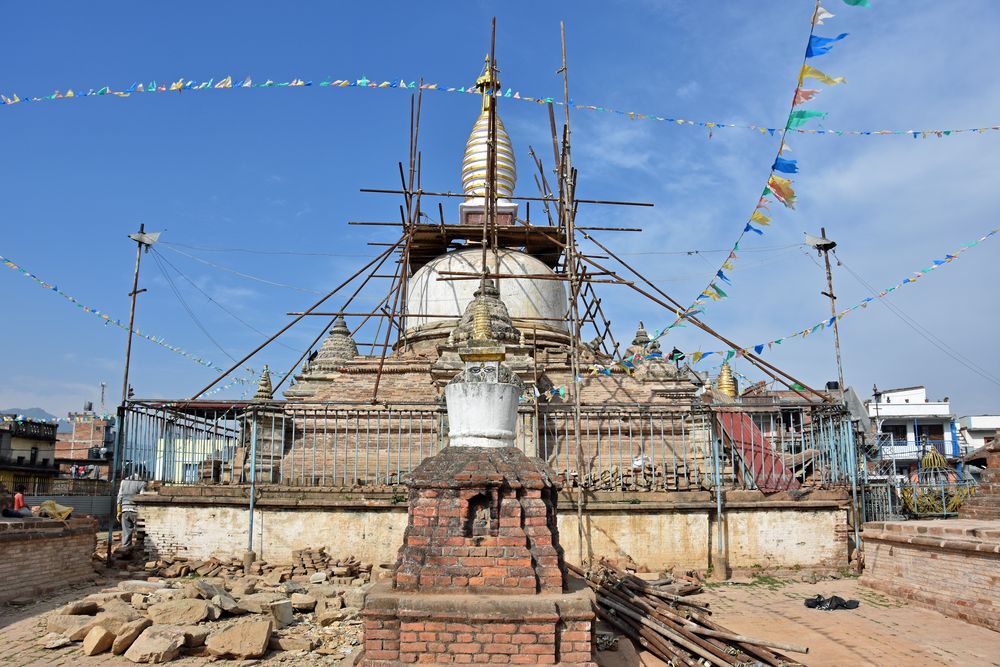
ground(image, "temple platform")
xmin=361 ymin=578 xmax=596 ymax=666
xmin=860 ymin=519 xmax=1000 ymax=632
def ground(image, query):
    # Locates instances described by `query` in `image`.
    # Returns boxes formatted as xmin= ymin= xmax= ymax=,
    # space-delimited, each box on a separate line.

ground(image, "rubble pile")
xmin=142 ymin=552 xmax=372 ymax=586
xmin=572 ymin=560 xmax=810 ymax=667
xmin=40 ymin=548 xmax=375 ymax=664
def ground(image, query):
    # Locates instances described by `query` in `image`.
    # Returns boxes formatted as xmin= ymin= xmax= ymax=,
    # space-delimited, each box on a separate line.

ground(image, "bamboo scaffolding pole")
xmin=567 ymin=561 xmax=803 ymax=666
xmin=191 ymin=236 xmax=406 ymax=399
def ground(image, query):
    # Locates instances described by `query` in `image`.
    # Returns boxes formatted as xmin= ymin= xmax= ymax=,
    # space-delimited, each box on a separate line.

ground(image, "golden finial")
xmin=471 ymin=295 xmax=492 ymax=342
xmin=717 ymin=361 xmax=737 ymax=398
xmin=475 ymin=54 xmax=500 ymax=112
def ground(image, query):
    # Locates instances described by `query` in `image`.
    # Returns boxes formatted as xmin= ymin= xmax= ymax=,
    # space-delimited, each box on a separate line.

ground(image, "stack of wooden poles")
xmin=568 ymin=561 xmax=809 ymax=666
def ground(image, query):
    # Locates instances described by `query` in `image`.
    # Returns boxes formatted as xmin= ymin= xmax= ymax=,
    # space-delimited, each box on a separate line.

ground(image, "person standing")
xmin=116 ymin=472 xmax=147 ymax=550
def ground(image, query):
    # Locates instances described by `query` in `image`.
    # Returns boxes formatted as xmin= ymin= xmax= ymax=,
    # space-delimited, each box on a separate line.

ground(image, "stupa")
xmin=360 ymin=285 xmax=596 ymax=665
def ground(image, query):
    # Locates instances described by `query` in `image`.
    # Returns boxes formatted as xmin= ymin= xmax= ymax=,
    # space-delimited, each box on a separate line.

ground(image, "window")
xmin=880 ymin=424 xmax=907 ymax=443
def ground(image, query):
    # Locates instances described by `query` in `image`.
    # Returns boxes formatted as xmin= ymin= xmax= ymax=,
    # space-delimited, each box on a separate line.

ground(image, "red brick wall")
xmin=363 ymin=614 xmax=594 ymax=665
xmin=860 ymin=520 xmax=1000 ymax=631
xmin=0 ymin=518 xmax=97 ymax=603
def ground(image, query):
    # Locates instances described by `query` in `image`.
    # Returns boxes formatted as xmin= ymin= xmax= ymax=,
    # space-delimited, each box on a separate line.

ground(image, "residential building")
xmin=54 ymin=408 xmax=115 ymax=479
xmin=0 ymin=415 xmax=61 ymax=493
xmin=865 ymin=386 xmax=958 ymax=466
xmin=957 ymin=415 xmax=1000 ymax=452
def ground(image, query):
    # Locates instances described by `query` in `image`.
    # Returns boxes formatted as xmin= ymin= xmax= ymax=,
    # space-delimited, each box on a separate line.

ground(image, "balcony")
xmin=0 ymin=455 xmax=61 ymax=473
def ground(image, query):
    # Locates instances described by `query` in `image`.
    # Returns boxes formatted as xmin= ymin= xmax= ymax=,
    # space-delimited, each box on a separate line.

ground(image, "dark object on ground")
xmin=804 ymin=594 xmax=860 ymax=611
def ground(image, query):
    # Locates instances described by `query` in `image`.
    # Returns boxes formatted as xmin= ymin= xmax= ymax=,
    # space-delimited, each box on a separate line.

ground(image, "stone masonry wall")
xmin=136 ymin=488 xmax=849 ymax=573
xmin=861 ymin=519 xmax=1000 ymax=632
xmin=0 ymin=518 xmax=97 ymax=603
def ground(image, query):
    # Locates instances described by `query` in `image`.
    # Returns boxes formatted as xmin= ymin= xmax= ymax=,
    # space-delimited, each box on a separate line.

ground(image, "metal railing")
xmin=119 ymin=400 xmax=858 ymax=493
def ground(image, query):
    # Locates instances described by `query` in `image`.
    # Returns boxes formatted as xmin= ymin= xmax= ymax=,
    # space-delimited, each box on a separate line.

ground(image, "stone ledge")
xmin=863 ymin=519 xmax=1000 ymax=555
xmin=135 ymin=488 xmax=849 ymax=513
xmin=861 ymin=576 xmax=1000 ymax=632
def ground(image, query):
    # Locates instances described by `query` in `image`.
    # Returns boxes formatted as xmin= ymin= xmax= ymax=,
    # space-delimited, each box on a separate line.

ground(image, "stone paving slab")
xmin=692 ymin=577 xmax=1000 ymax=666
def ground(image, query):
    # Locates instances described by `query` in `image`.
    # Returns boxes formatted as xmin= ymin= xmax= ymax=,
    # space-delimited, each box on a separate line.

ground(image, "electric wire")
xmin=152 ymin=249 xmax=301 ymax=353
xmin=150 ymin=252 xmax=239 ymax=364
xmin=163 ymin=245 xmax=325 ymax=294
xmin=160 ymin=240 xmax=375 ymax=258
xmin=834 ymin=250 xmax=1000 ymax=388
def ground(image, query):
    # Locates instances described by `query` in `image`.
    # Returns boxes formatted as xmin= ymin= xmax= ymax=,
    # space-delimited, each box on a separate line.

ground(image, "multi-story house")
xmin=0 ymin=415 xmax=61 ymax=493
xmin=866 ymin=386 xmax=959 ymax=467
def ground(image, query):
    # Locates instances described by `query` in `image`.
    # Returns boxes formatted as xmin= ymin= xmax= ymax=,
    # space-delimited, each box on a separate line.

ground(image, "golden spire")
xmin=471 ymin=295 xmax=492 ymax=342
xmin=463 ymin=56 xmax=516 ymax=202
xmin=475 ymin=54 xmax=500 ymax=112
xmin=717 ymin=361 xmax=737 ymax=398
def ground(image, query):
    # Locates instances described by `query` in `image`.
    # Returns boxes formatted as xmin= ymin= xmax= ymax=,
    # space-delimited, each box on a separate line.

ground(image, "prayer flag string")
xmin=0 ymin=252 xmax=256 ymax=384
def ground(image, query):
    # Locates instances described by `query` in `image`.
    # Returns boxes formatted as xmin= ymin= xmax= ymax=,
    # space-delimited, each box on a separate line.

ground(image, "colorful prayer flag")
xmin=806 ymin=33 xmax=848 ymax=58
xmin=800 ymin=65 xmax=846 ymax=86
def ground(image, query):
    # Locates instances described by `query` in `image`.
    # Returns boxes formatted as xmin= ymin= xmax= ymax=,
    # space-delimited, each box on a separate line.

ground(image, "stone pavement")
xmin=692 ymin=576 xmax=1000 ymax=666
xmin=0 ymin=582 xmax=359 ymax=667
xmin=3 ymin=576 xmax=1000 ymax=665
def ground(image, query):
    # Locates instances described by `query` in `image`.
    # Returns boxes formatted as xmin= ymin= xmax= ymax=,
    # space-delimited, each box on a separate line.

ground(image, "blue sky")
xmin=2 ymin=1 xmax=999 ymax=417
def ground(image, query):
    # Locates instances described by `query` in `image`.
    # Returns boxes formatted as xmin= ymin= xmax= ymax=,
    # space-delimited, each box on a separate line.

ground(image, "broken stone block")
xmin=280 ymin=580 xmax=307 ymax=594
xmin=269 ymin=635 xmax=316 ymax=651
xmin=179 ymin=625 xmax=210 ymax=648
xmin=317 ymin=606 xmax=358 ymax=627
xmin=228 ymin=579 xmax=256 ymax=596
xmin=38 ymin=632 xmax=72 ymax=649
xmin=268 ymin=599 xmax=294 ymax=628
xmin=118 ymin=580 xmax=168 ymax=594
xmin=205 ymin=619 xmax=273 ymax=659
xmin=59 ymin=600 xmax=99 ymax=616
xmin=149 ymin=588 xmax=186 ymax=603
xmin=112 ymin=618 xmax=152 ymax=655
xmin=264 ymin=569 xmax=290 ymax=585
xmin=308 ymin=571 xmax=328 ymax=584
xmin=342 ymin=582 xmax=374 ymax=609
xmin=147 ymin=598 xmax=212 ymax=625
xmin=237 ymin=591 xmax=287 ymax=614
xmin=205 ymin=603 xmax=222 ymax=621
xmin=123 ymin=625 xmax=187 ymax=664
xmin=192 ymin=579 xmax=225 ymax=600
xmin=211 ymin=591 xmax=246 ymax=615
xmin=82 ymin=626 xmax=115 ymax=656
xmin=82 ymin=591 xmax=133 ymax=605
xmin=289 ymin=593 xmax=317 ymax=612
xmin=48 ymin=614 xmax=92 ymax=636
xmin=315 ymin=595 xmax=343 ymax=614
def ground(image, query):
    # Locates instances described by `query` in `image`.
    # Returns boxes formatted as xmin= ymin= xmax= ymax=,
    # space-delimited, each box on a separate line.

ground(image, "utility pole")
xmin=106 ymin=223 xmax=160 ymax=564
xmin=807 ymin=228 xmax=846 ymax=396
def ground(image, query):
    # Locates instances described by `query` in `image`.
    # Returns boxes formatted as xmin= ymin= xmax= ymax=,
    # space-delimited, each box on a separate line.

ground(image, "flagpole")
xmin=818 ymin=227 xmax=846 ymax=396
xmin=106 ymin=223 xmax=156 ymax=565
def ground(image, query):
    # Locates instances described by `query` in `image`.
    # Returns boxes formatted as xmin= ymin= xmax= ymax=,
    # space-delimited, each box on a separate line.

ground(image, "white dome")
xmin=406 ymin=248 xmax=568 ymax=337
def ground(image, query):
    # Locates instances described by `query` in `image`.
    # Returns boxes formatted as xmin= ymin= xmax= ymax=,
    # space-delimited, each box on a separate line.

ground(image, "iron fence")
xmin=119 ymin=400 xmax=858 ymax=493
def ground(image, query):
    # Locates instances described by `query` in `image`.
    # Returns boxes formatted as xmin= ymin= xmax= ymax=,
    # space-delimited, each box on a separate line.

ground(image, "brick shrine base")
xmin=360 ymin=578 xmax=597 ymax=666
xmin=860 ymin=519 xmax=1000 ymax=632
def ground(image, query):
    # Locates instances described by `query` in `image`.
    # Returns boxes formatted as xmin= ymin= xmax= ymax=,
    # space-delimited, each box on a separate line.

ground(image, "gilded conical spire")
xmin=254 ymin=364 xmax=274 ymax=400
xmin=463 ymin=56 xmax=516 ymax=202
xmin=451 ymin=280 xmax=521 ymax=347
xmin=717 ymin=361 xmax=737 ymax=398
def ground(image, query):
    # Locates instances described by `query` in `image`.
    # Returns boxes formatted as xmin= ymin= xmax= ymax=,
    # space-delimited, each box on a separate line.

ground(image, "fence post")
xmin=710 ymin=426 xmax=728 ymax=578
xmin=248 ymin=411 xmax=257 ymax=554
